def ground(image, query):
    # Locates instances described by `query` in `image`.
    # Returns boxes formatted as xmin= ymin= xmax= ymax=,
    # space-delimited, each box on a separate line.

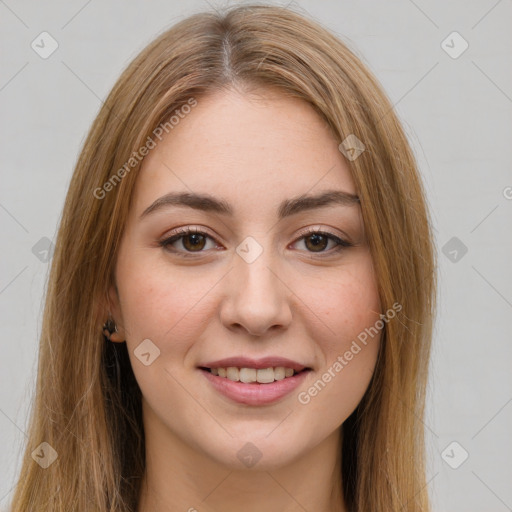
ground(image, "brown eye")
xmin=159 ymin=227 xmax=217 ymax=256
xmin=304 ymin=233 xmax=329 ymax=252
xmin=293 ymin=230 xmax=352 ymax=254
xmin=182 ymin=233 xmax=207 ymax=251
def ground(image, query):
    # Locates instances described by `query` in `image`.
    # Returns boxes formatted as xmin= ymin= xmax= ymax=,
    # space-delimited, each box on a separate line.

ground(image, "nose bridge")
xmin=236 ymin=244 xmax=277 ymax=299
xmin=221 ymin=235 xmax=292 ymax=335
xmin=234 ymin=235 xmax=281 ymax=300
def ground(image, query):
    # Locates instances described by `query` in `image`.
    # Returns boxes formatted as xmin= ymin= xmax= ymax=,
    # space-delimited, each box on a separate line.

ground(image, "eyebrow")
xmin=139 ymin=189 xmax=360 ymax=221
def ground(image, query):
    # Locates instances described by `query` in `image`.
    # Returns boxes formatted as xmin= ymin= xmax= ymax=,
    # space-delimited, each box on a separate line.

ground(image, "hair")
xmin=10 ymin=3 xmax=436 ymax=511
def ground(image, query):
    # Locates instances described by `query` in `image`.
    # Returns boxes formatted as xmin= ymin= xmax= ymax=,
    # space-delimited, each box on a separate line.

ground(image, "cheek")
xmin=296 ymin=252 xmax=381 ymax=351
xmin=116 ymin=253 xmax=218 ymax=355
xmin=115 ymin=258 xmax=216 ymax=417
xmin=294 ymin=254 xmax=382 ymax=416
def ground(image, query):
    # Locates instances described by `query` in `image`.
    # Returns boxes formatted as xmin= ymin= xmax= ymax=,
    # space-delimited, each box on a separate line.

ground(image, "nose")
xmin=219 ymin=246 xmax=293 ymax=337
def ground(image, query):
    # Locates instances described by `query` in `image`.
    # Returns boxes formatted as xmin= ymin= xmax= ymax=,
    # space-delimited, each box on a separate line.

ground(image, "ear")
xmin=104 ymin=282 xmax=127 ymax=343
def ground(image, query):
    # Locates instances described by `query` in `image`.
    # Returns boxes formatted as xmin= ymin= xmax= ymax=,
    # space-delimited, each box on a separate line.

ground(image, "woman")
xmin=10 ymin=4 xmax=436 ymax=511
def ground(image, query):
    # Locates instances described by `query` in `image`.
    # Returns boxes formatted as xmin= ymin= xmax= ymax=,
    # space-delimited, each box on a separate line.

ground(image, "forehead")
xmin=132 ymin=87 xmax=356 ymax=215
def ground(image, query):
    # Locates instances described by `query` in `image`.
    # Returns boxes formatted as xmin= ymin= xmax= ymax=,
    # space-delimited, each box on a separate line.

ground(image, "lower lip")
xmin=199 ymin=368 xmax=311 ymax=406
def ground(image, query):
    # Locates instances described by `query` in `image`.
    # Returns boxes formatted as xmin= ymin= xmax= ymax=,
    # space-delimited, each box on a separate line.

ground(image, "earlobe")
xmin=102 ymin=314 xmax=126 ymax=343
xmin=109 ymin=330 xmax=126 ymax=343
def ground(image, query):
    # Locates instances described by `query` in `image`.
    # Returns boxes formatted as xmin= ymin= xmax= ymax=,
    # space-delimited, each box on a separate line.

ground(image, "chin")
xmin=201 ymin=432 xmax=310 ymax=471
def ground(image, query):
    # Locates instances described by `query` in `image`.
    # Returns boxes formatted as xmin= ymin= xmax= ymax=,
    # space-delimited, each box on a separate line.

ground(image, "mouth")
xmin=197 ymin=361 xmax=313 ymax=406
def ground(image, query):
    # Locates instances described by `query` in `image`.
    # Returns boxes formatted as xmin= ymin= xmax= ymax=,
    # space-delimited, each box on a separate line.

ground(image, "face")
xmin=110 ymin=87 xmax=382 ymax=470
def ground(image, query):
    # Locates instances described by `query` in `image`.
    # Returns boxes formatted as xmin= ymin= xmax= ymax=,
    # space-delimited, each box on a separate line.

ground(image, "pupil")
xmin=307 ymin=234 xmax=327 ymax=251
xmin=185 ymin=234 xmax=205 ymax=251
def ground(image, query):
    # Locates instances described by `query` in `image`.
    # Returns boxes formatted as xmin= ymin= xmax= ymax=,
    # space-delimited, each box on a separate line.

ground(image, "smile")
xmin=198 ymin=366 xmax=312 ymax=406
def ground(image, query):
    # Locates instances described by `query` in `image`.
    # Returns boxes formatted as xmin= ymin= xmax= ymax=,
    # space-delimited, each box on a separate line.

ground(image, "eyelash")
xmin=158 ymin=226 xmax=353 ymax=258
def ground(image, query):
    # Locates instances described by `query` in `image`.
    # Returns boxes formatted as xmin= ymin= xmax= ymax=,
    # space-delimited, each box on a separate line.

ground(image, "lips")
xmin=200 ymin=367 xmax=310 ymax=405
xmin=197 ymin=356 xmax=313 ymax=406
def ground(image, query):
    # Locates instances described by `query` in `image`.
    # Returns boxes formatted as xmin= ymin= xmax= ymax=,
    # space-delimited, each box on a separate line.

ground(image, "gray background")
xmin=1 ymin=1 xmax=511 ymax=510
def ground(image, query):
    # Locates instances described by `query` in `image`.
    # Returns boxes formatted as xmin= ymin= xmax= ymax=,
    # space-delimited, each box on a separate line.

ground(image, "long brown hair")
xmin=10 ymin=4 xmax=436 ymax=511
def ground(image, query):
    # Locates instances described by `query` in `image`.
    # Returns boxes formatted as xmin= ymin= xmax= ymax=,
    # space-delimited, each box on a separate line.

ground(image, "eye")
xmin=291 ymin=228 xmax=353 ymax=254
xmin=159 ymin=227 xmax=219 ymax=256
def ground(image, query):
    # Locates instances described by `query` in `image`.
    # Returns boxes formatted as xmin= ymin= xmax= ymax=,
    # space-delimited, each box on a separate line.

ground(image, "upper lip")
xmin=199 ymin=356 xmax=311 ymax=372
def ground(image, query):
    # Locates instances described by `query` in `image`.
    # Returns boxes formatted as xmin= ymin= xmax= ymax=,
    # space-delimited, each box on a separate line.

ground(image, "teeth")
xmin=208 ymin=366 xmax=300 ymax=383
xmin=256 ymin=368 xmax=274 ymax=384
xmin=226 ymin=367 xmax=239 ymax=381
xmin=239 ymin=368 xmax=257 ymax=383
xmin=273 ymin=367 xmax=286 ymax=380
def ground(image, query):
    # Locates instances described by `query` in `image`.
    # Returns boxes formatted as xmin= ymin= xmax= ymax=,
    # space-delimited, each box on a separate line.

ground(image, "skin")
xmin=108 ymin=86 xmax=382 ymax=512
